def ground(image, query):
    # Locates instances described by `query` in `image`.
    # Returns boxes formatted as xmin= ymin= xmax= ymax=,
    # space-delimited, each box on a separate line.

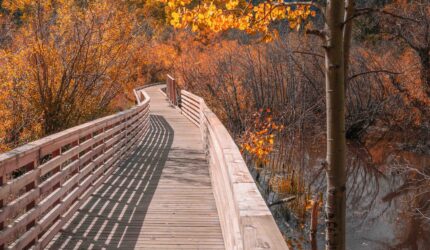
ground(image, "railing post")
xmin=166 ymin=74 xmax=180 ymax=106
xmin=166 ymin=76 xmax=171 ymax=103
xmin=172 ymin=79 xmax=177 ymax=105
xmin=26 ymin=160 xmax=39 ymax=248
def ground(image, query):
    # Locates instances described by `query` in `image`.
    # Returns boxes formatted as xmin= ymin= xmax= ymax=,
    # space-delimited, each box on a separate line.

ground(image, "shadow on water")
xmin=48 ymin=115 xmax=174 ymax=249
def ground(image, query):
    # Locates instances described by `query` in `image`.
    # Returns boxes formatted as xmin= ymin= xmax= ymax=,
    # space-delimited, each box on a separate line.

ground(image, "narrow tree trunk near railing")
xmin=324 ymin=1 xmax=347 ymax=250
xmin=310 ymin=197 xmax=319 ymax=250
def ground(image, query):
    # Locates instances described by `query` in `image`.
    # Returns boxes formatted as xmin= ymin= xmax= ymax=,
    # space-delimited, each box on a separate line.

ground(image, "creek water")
xmin=248 ymin=128 xmax=430 ymax=249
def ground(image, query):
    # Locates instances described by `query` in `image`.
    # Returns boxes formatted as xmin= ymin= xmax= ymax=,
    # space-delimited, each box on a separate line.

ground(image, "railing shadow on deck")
xmin=47 ymin=115 xmax=174 ymax=250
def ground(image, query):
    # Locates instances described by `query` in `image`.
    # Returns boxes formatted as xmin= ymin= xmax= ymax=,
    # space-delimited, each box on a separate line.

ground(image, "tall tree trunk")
xmin=43 ymin=105 xmax=64 ymax=135
xmin=324 ymin=1 xmax=347 ymax=250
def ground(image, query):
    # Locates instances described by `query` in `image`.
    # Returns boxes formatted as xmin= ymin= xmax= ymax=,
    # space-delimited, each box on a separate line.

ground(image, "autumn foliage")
xmin=163 ymin=0 xmax=315 ymax=41
xmin=0 ymin=0 xmax=140 ymax=151
xmin=0 ymin=0 xmax=429 ymax=248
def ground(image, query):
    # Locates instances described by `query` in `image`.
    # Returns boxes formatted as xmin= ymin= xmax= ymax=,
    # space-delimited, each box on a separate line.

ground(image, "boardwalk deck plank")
xmin=47 ymin=86 xmax=225 ymax=250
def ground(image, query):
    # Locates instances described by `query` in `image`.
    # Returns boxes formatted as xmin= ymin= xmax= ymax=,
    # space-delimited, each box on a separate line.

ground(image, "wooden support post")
xmin=166 ymin=74 xmax=178 ymax=106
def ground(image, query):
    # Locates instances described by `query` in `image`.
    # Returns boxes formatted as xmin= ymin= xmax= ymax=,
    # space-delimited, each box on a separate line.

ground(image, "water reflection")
xmin=246 ymin=134 xmax=430 ymax=250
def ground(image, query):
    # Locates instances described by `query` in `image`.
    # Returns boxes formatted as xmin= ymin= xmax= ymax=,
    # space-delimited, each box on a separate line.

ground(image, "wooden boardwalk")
xmin=46 ymin=86 xmax=225 ymax=249
xmin=0 ymin=82 xmax=287 ymax=249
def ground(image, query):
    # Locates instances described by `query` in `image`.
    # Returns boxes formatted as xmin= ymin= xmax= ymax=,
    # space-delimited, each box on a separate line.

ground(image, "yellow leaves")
xmin=2 ymin=0 xmax=33 ymax=12
xmin=171 ymin=10 xmax=180 ymax=19
xmin=237 ymin=14 xmax=250 ymax=31
xmin=305 ymin=199 xmax=315 ymax=210
xmin=305 ymin=195 xmax=323 ymax=211
xmin=164 ymin=0 xmax=190 ymax=8
xmin=0 ymin=0 xmax=138 ymax=151
xmin=170 ymin=11 xmax=181 ymax=26
xmin=178 ymin=0 xmax=187 ymax=6
xmin=166 ymin=1 xmax=244 ymax=34
xmin=167 ymin=1 xmax=175 ymax=8
xmin=191 ymin=23 xmax=199 ymax=32
xmin=225 ymin=0 xmax=238 ymax=10
xmin=289 ymin=21 xmax=298 ymax=30
xmin=161 ymin=0 xmax=316 ymax=42
xmin=240 ymin=110 xmax=283 ymax=162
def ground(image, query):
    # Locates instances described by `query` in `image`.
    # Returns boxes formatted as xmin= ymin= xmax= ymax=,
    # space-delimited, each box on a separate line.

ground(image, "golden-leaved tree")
xmin=161 ymin=0 xmax=357 ymax=249
xmin=0 ymin=0 xmax=138 ymax=150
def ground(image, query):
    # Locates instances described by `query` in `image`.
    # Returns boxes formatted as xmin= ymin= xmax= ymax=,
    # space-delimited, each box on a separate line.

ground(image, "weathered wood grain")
xmin=201 ymin=102 xmax=289 ymax=250
xmin=1 ymin=82 xmax=287 ymax=250
xmin=46 ymin=86 xmax=224 ymax=250
xmin=179 ymin=86 xmax=289 ymax=250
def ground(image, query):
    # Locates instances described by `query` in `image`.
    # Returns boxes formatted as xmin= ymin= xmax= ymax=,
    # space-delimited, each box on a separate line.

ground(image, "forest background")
xmin=0 ymin=0 xmax=429 ymax=249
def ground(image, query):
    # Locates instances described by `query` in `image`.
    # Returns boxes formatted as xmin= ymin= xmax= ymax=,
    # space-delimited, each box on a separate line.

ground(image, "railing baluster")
xmin=25 ymin=160 xmax=38 ymax=247
xmin=165 ymin=73 xmax=289 ymax=249
xmin=0 ymin=86 xmax=151 ymax=249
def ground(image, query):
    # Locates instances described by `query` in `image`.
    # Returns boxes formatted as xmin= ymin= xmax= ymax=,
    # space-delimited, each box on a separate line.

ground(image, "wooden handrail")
xmin=1 ymin=78 xmax=288 ymax=249
xmin=179 ymin=89 xmax=288 ymax=249
xmin=0 ymin=87 xmax=151 ymax=250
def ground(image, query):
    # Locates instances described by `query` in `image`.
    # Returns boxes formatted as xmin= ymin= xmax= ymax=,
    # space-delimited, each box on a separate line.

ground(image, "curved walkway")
xmin=47 ymin=86 xmax=224 ymax=249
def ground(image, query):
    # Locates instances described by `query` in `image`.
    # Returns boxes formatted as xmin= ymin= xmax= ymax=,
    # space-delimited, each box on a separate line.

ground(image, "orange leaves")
xmin=2 ymin=0 xmax=34 ymax=12
xmin=270 ymin=176 xmax=295 ymax=194
xmin=0 ymin=0 xmax=139 ymax=150
xmin=285 ymin=4 xmax=314 ymax=30
xmin=304 ymin=196 xmax=322 ymax=211
xmin=161 ymin=0 xmax=316 ymax=42
xmin=240 ymin=109 xmax=283 ymax=162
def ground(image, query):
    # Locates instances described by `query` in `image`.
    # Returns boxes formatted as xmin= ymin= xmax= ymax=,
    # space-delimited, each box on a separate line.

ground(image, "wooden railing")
xmin=180 ymin=89 xmax=288 ymax=249
xmin=0 ymin=87 xmax=151 ymax=249
xmin=166 ymin=74 xmax=180 ymax=106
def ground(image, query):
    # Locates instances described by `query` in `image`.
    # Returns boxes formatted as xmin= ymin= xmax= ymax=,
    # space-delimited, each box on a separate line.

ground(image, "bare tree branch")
xmin=305 ymin=28 xmax=326 ymax=40
xmin=348 ymin=69 xmax=402 ymax=81
xmin=269 ymin=196 xmax=296 ymax=207
xmin=343 ymin=8 xmax=420 ymax=25
xmin=273 ymin=1 xmax=324 ymax=11
xmin=416 ymin=209 xmax=430 ymax=221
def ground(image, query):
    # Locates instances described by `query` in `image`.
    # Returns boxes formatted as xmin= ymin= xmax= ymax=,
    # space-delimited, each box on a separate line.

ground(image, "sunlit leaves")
xmin=240 ymin=109 xmax=283 ymax=162
xmin=160 ymin=0 xmax=316 ymax=41
xmin=0 ymin=0 xmax=138 ymax=150
xmin=225 ymin=0 xmax=238 ymax=10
